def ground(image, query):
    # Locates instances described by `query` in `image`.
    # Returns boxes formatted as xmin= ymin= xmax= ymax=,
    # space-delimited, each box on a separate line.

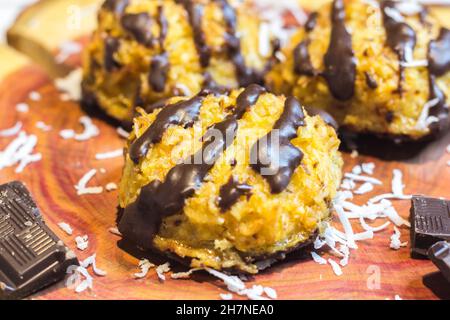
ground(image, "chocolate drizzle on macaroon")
xmin=102 ymin=0 xmax=129 ymax=16
xmin=218 ymin=176 xmax=252 ymax=212
xmin=104 ymin=37 xmax=121 ymax=72
xmin=381 ymin=1 xmax=417 ymax=96
xmin=149 ymin=6 xmax=170 ymax=92
xmin=119 ymin=85 xmax=266 ymax=248
xmin=427 ymin=28 xmax=450 ymax=132
xmin=129 ymin=93 xmax=206 ymax=163
xmin=121 ymin=12 xmax=155 ymax=47
xmin=322 ymin=0 xmax=356 ymax=101
xmin=250 ymin=97 xmax=305 ymax=194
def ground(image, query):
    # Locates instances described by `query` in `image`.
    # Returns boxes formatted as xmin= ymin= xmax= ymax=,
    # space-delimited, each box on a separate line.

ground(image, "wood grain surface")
xmin=0 ymin=2 xmax=450 ymax=300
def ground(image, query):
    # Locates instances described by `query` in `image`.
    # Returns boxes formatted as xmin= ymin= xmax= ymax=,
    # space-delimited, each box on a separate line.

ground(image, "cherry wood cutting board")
xmin=0 ymin=2 xmax=450 ymax=300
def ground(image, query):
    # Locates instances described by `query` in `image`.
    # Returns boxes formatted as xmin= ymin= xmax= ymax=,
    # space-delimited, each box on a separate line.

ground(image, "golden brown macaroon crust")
xmin=117 ymin=85 xmax=343 ymax=274
xmin=81 ymin=0 xmax=278 ymax=126
xmin=266 ymin=0 xmax=450 ymax=140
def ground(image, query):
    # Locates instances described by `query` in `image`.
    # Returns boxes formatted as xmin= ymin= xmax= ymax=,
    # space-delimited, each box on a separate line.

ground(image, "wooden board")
xmin=0 ymin=3 xmax=450 ymax=300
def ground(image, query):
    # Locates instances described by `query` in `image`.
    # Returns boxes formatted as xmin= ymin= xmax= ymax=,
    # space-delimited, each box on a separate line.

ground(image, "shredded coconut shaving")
xmin=58 ymin=222 xmax=73 ymax=235
xmin=75 ymin=169 xmax=103 ymax=195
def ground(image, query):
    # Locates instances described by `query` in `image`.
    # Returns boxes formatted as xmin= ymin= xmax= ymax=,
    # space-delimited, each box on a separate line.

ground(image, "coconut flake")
xmin=108 ymin=227 xmax=122 ymax=236
xmin=0 ymin=122 xmax=22 ymax=137
xmin=58 ymin=222 xmax=73 ymax=235
xmin=55 ymin=41 xmax=82 ymax=64
xmin=16 ymin=103 xmax=29 ymax=113
xmin=359 ymin=217 xmax=391 ymax=232
xmin=416 ymin=98 xmax=440 ymax=130
xmin=352 ymin=165 xmax=362 ymax=175
xmin=35 ymin=121 xmax=52 ymax=132
xmin=81 ymin=254 xmax=107 ymax=276
xmin=156 ymin=262 xmax=171 ymax=282
xmin=66 ymin=265 xmax=94 ymax=293
xmin=206 ymin=268 xmax=246 ymax=293
xmin=381 ymin=200 xmax=411 ymax=227
xmin=392 ymin=169 xmax=406 ymax=196
xmin=75 ymin=169 xmax=103 ymax=195
xmin=95 ymin=149 xmax=123 ymax=160
xmin=354 ymin=182 xmax=374 ymax=195
xmin=341 ymin=179 xmax=356 ymax=190
xmin=344 ymin=173 xmax=382 ymax=185
xmin=134 ymin=259 xmax=155 ymax=279
xmin=29 ymin=91 xmax=41 ymax=101
xmin=339 ymin=245 xmax=350 ymax=267
xmin=447 ymin=145 xmax=450 ymax=154
xmin=361 ymin=162 xmax=375 ymax=175
xmin=311 ymin=252 xmax=327 ymax=265
xmin=105 ymin=183 xmax=118 ymax=192
xmin=0 ymin=132 xmax=42 ymax=173
xmin=220 ymin=293 xmax=234 ymax=300
xmin=117 ymin=127 xmax=130 ymax=139
xmin=390 ymin=226 xmax=408 ymax=250
xmin=328 ymin=259 xmax=343 ymax=276
xmin=171 ymin=268 xmax=201 ymax=279
xmin=54 ymin=69 xmax=82 ymax=101
xmin=60 ymin=116 xmax=99 ymax=141
xmin=75 ymin=235 xmax=89 ymax=251
xmin=334 ymin=205 xmax=357 ymax=249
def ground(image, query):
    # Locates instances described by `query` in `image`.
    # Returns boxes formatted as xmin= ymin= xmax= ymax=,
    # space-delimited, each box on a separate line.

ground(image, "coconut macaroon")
xmin=82 ymin=0 xmax=279 ymax=127
xmin=117 ymin=85 xmax=343 ymax=274
xmin=266 ymin=0 xmax=450 ymax=140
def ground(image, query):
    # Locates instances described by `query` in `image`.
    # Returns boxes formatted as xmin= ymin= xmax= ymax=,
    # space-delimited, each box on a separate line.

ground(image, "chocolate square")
xmin=410 ymin=196 xmax=450 ymax=258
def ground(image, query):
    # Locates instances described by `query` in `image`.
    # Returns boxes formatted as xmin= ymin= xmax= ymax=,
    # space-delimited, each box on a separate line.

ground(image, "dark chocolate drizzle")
xmin=121 ymin=13 xmax=155 ymax=47
xmin=104 ymin=37 xmax=121 ymax=72
xmin=148 ymin=6 xmax=170 ymax=92
xmin=219 ymin=0 xmax=263 ymax=87
xmin=322 ymin=0 xmax=356 ymax=101
xmin=428 ymin=28 xmax=450 ymax=77
xmin=119 ymin=85 xmax=266 ymax=248
xmin=102 ymin=0 xmax=129 ymax=15
xmin=303 ymin=106 xmax=338 ymax=130
xmin=293 ymin=40 xmax=316 ymax=76
xmin=427 ymin=28 xmax=450 ymax=133
xmin=218 ymin=176 xmax=252 ymax=212
xmin=364 ymin=72 xmax=378 ymax=89
xmin=176 ymin=0 xmax=211 ymax=68
xmin=381 ymin=1 xmax=417 ymax=96
xmin=129 ymin=93 xmax=206 ymax=163
xmin=305 ymin=12 xmax=318 ymax=33
xmin=250 ymin=97 xmax=305 ymax=194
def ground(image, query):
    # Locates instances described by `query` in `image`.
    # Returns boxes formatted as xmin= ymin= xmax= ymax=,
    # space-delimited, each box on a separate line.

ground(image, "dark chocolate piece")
xmin=381 ymin=1 xmax=417 ymax=96
xmin=293 ymin=40 xmax=316 ymax=76
xmin=121 ymin=13 xmax=154 ymax=47
xmin=129 ymin=92 xmax=206 ymax=163
xmin=322 ymin=0 xmax=357 ymax=101
xmin=102 ymin=0 xmax=129 ymax=16
xmin=0 ymin=181 xmax=78 ymax=300
xmin=119 ymin=85 xmax=265 ymax=249
xmin=250 ymin=97 xmax=305 ymax=194
xmin=218 ymin=176 xmax=252 ymax=212
xmin=429 ymin=241 xmax=450 ymax=283
xmin=410 ymin=196 xmax=450 ymax=258
xmin=305 ymin=12 xmax=318 ymax=33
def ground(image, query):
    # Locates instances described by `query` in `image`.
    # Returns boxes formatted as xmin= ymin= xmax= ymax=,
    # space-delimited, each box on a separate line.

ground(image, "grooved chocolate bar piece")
xmin=428 ymin=241 xmax=450 ymax=283
xmin=410 ymin=196 xmax=450 ymax=258
xmin=0 ymin=181 xmax=78 ymax=300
